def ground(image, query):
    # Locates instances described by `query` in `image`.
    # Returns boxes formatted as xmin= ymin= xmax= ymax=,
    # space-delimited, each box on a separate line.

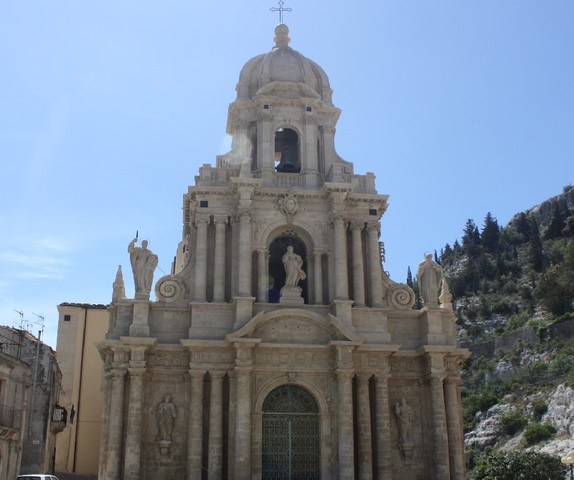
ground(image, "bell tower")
xmin=224 ymin=23 xmax=351 ymax=188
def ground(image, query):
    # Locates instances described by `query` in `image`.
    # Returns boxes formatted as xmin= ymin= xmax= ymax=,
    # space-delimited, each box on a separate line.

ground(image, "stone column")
xmin=445 ymin=378 xmax=465 ymax=480
xmin=429 ymin=375 xmax=450 ymax=480
xmin=213 ymin=215 xmax=228 ymax=302
xmin=366 ymin=222 xmax=383 ymax=307
xmin=256 ymin=248 xmax=267 ymax=303
xmin=332 ymin=214 xmax=348 ymax=300
xmin=123 ymin=367 xmax=146 ymax=480
xmin=351 ymin=221 xmax=366 ymax=307
xmin=356 ymin=373 xmax=373 ymax=479
xmin=208 ymin=371 xmax=226 ymax=480
xmin=336 ymin=370 xmax=355 ymax=478
xmin=106 ymin=368 xmax=127 ymax=480
xmin=98 ymin=370 xmax=112 ymax=479
xmin=188 ymin=371 xmax=205 ymax=480
xmin=194 ymin=213 xmax=210 ymax=301
xmin=238 ymin=208 xmax=252 ymax=296
xmin=234 ymin=366 xmax=253 ymax=479
xmin=374 ymin=373 xmax=392 ymax=480
xmin=313 ymin=250 xmax=323 ymax=304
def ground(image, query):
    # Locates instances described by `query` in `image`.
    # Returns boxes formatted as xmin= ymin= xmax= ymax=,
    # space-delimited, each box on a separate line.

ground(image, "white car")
xmin=17 ymin=476 xmax=59 ymax=480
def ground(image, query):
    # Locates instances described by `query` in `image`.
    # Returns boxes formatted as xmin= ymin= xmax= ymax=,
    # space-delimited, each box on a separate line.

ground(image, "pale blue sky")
xmin=1 ymin=1 xmax=572 ymax=347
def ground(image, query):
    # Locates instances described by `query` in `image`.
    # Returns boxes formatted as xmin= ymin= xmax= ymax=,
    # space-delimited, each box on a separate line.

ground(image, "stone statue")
xmin=128 ymin=237 xmax=158 ymax=299
xmin=417 ymin=253 xmax=443 ymax=305
xmin=156 ymin=394 xmax=177 ymax=442
xmin=282 ymin=246 xmax=306 ymax=286
xmin=395 ymin=398 xmax=414 ymax=444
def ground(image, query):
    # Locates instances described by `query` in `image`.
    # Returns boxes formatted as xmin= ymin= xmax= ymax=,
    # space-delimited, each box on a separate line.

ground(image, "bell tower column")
xmin=351 ymin=221 xmax=366 ymax=307
xmin=366 ymin=222 xmax=383 ymax=307
xmin=213 ymin=215 xmax=228 ymax=302
xmin=194 ymin=214 xmax=210 ymax=301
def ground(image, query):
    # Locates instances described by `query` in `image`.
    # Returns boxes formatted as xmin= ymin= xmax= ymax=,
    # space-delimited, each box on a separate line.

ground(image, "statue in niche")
xmin=156 ymin=394 xmax=177 ymax=443
xmin=395 ymin=398 xmax=415 ymax=463
xmin=128 ymin=236 xmax=158 ymax=299
xmin=282 ymin=246 xmax=306 ymax=286
xmin=395 ymin=399 xmax=414 ymax=443
xmin=417 ymin=253 xmax=443 ymax=306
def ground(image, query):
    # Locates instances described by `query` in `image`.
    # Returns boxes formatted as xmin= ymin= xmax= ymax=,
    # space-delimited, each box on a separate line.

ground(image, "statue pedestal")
xmin=279 ymin=286 xmax=304 ymax=305
xmin=129 ymin=300 xmax=150 ymax=337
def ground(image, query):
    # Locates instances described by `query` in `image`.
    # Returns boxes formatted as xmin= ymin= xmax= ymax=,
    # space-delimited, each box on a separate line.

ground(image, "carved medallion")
xmin=279 ymin=191 xmax=299 ymax=223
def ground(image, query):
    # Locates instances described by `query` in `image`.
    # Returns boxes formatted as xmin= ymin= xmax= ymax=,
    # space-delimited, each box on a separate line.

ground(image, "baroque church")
xmin=96 ymin=21 xmax=469 ymax=480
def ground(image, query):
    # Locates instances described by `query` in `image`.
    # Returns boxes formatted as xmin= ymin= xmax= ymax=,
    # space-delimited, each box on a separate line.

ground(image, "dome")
xmin=236 ymin=24 xmax=333 ymax=104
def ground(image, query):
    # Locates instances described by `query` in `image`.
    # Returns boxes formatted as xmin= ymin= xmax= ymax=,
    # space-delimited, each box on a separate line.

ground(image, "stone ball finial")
xmin=274 ymin=24 xmax=290 ymax=47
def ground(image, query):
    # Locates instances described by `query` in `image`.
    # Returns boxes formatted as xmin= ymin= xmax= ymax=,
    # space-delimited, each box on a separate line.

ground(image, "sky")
xmin=1 ymin=1 xmax=572 ymax=349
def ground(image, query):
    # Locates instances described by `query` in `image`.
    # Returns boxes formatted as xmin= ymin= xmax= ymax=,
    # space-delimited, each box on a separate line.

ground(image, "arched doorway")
xmin=268 ymin=236 xmax=308 ymax=304
xmin=262 ymin=384 xmax=320 ymax=479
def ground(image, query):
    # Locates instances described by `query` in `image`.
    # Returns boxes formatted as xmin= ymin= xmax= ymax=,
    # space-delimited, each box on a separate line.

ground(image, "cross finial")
xmin=270 ymin=1 xmax=292 ymax=24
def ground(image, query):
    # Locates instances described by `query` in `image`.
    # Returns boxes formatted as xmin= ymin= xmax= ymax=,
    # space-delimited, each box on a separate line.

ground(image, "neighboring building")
xmin=54 ymin=303 xmax=108 ymax=476
xmin=0 ymin=326 xmax=64 ymax=477
xmin=94 ymin=22 xmax=469 ymax=480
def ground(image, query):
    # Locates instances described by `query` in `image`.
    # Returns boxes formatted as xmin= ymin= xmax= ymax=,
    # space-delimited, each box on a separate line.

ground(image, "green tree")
xmin=528 ymin=217 xmax=545 ymax=272
xmin=482 ymin=212 xmax=500 ymax=254
xmin=463 ymin=218 xmax=481 ymax=258
xmin=514 ymin=212 xmax=531 ymax=242
xmin=406 ymin=266 xmax=413 ymax=288
xmin=474 ymin=450 xmax=565 ymax=480
xmin=544 ymin=201 xmax=567 ymax=240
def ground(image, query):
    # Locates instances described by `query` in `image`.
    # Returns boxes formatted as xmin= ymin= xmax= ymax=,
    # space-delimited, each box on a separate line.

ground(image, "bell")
xmin=277 ymin=145 xmax=296 ymax=172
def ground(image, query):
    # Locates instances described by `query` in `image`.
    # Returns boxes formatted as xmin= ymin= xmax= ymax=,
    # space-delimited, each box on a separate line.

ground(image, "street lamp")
xmin=561 ymin=452 xmax=574 ymax=480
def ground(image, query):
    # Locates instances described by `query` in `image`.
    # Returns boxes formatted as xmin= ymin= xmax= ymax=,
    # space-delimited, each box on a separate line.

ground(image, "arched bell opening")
xmin=268 ymin=236 xmax=308 ymax=304
xmin=274 ymin=128 xmax=300 ymax=173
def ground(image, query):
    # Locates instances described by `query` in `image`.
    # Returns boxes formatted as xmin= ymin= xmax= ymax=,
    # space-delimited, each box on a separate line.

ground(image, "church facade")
xmin=97 ymin=23 xmax=468 ymax=480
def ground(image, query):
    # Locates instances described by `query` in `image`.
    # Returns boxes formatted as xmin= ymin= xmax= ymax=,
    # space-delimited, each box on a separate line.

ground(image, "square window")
xmin=369 ymin=209 xmax=377 ymax=216
xmin=64 ymin=315 xmax=71 ymax=322
xmin=199 ymin=200 xmax=208 ymax=208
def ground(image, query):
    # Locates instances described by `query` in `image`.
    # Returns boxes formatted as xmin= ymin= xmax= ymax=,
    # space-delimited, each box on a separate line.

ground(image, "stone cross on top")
xmin=270 ymin=1 xmax=292 ymax=24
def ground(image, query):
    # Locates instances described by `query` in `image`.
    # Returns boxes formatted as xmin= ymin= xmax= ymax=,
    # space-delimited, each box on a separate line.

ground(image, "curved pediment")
xmin=227 ymin=309 xmax=363 ymax=345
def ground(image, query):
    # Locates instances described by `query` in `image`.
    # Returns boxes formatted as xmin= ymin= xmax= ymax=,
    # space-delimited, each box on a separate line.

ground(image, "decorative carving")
xmin=439 ymin=277 xmax=453 ymax=310
xmin=388 ymin=283 xmax=415 ymax=310
xmin=278 ymin=190 xmax=299 ymax=223
xmin=155 ymin=275 xmax=187 ymax=303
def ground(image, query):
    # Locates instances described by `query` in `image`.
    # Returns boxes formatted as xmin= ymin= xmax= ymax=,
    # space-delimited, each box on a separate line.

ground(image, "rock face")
xmin=465 ymin=384 xmax=574 ymax=461
xmin=543 ymin=384 xmax=574 ymax=437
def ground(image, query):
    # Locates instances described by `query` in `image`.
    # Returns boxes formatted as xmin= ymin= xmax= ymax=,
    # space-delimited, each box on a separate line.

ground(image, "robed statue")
xmin=416 ymin=253 xmax=443 ymax=306
xmin=282 ymin=246 xmax=306 ymax=286
xmin=128 ymin=237 xmax=158 ymax=299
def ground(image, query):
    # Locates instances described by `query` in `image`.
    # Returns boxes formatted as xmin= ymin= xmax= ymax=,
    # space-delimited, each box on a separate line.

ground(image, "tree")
xmin=462 ymin=219 xmax=481 ymax=258
xmin=513 ymin=212 xmax=531 ymax=242
xmin=481 ymin=212 xmax=500 ymax=254
xmin=406 ymin=266 xmax=413 ymax=288
xmin=528 ymin=217 xmax=545 ymax=272
xmin=474 ymin=450 xmax=565 ymax=480
xmin=544 ymin=201 xmax=566 ymax=240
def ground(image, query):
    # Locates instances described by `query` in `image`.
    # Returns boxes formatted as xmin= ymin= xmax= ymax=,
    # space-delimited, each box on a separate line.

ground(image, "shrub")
xmin=530 ymin=398 xmax=548 ymax=421
xmin=498 ymin=408 xmax=527 ymax=436
xmin=474 ymin=450 xmax=565 ymax=480
xmin=523 ymin=422 xmax=556 ymax=446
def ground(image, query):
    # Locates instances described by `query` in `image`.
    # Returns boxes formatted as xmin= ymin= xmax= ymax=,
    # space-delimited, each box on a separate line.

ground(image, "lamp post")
xmin=561 ymin=452 xmax=574 ymax=480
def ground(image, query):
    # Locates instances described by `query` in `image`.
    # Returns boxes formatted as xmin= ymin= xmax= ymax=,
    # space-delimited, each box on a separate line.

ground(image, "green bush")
xmin=498 ymin=408 xmax=527 ymax=436
xmin=523 ymin=422 xmax=556 ymax=446
xmin=530 ymin=398 xmax=548 ymax=421
xmin=474 ymin=450 xmax=565 ymax=479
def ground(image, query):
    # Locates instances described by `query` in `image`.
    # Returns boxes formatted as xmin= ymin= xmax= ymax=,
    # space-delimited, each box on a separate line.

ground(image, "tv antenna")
xmin=32 ymin=313 xmax=45 ymax=340
xmin=13 ymin=309 xmax=24 ymax=329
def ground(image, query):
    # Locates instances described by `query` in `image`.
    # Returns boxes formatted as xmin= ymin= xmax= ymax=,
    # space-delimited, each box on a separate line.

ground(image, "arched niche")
xmin=274 ymin=127 xmax=300 ymax=173
xmin=268 ymin=235 xmax=308 ymax=304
